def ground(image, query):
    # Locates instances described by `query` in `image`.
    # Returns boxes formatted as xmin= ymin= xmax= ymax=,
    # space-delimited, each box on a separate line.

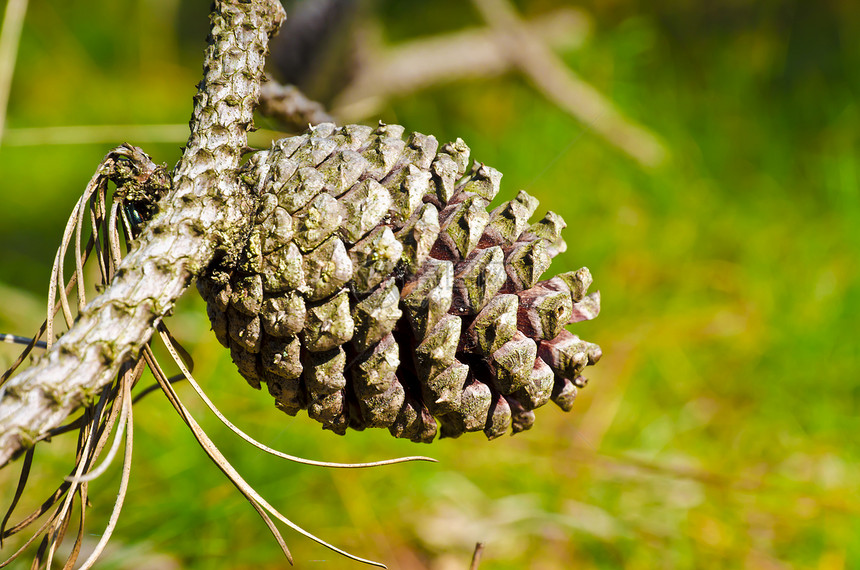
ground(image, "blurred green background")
xmin=1 ymin=0 xmax=859 ymax=568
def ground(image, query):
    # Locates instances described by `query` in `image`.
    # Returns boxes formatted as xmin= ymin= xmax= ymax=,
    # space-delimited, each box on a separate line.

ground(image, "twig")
xmin=259 ymin=78 xmax=335 ymax=131
xmin=0 ymin=335 xmax=47 ymax=350
xmin=1 ymin=124 xmax=191 ymax=146
xmin=332 ymin=8 xmax=591 ymax=121
xmin=1 ymin=125 xmax=293 ymax=147
xmin=469 ymin=542 xmax=485 ymax=570
xmin=471 ymin=0 xmax=667 ymax=168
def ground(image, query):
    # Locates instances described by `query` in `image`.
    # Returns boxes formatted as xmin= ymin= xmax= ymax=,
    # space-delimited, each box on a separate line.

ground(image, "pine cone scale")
xmin=198 ymin=122 xmax=602 ymax=442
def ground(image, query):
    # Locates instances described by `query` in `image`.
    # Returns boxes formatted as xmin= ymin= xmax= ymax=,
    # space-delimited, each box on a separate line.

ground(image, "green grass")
xmin=2 ymin=1 xmax=859 ymax=568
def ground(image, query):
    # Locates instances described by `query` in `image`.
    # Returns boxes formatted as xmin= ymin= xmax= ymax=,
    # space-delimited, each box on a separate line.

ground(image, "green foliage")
xmin=2 ymin=0 xmax=859 ymax=567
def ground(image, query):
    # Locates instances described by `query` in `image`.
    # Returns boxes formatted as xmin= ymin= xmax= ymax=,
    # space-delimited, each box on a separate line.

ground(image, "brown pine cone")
xmin=197 ymin=122 xmax=602 ymax=443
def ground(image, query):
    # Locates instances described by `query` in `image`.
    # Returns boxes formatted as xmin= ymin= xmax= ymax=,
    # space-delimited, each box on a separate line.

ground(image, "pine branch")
xmin=258 ymin=77 xmax=336 ymax=131
xmin=0 ymin=0 xmax=286 ymax=468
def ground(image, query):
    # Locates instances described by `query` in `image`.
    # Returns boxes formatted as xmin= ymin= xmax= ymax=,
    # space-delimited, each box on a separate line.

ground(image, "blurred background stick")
xmin=259 ymin=78 xmax=335 ymax=132
xmin=469 ymin=542 xmax=485 ymax=570
xmin=331 ymin=7 xmax=591 ymax=122
xmin=471 ymin=0 xmax=667 ymax=168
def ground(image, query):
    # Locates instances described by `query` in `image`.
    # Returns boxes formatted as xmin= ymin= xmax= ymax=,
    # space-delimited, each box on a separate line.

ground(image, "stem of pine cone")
xmin=0 ymin=0 xmax=286 ymax=468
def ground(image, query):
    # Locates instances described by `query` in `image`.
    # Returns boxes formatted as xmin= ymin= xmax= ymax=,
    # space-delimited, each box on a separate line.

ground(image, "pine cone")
xmin=197 ymin=122 xmax=602 ymax=443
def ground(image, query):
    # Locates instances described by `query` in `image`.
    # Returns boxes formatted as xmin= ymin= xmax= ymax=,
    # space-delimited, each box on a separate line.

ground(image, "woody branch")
xmin=0 ymin=0 xmax=285 ymax=468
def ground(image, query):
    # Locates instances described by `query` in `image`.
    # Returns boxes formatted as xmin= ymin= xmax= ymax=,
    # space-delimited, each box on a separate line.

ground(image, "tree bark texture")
xmin=0 ymin=0 xmax=286 ymax=467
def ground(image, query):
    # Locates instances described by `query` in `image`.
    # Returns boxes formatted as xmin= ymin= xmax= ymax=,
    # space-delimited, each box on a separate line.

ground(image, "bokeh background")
xmin=1 ymin=0 xmax=859 ymax=568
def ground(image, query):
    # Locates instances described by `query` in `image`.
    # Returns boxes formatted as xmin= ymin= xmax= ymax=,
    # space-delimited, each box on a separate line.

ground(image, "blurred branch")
xmin=469 ymin=542 xmax=486 ymax=570
xmin=0 ymin=0 xmax=29 ymax=147
xmin=2 ymin=124 xmax=192 ymax=146
xmin=258 ymin=77 xmax=335 ymax=131
xmin=2 ymin=124 xmax=291 ymax=147
xmin=471 ymin=0 xmax=667 ymax=168
xmin=331 ymin=4 xmax=665 ymax=167
xmin=331 ymin=7 xmax=591 ymax=120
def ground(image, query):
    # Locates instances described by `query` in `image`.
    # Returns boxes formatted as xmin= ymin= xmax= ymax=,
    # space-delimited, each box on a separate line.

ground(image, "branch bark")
xmin=0 ymin=0 xmax=286 ymax=468
xmin=259 ymin=78 xmax=335 ymax=131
